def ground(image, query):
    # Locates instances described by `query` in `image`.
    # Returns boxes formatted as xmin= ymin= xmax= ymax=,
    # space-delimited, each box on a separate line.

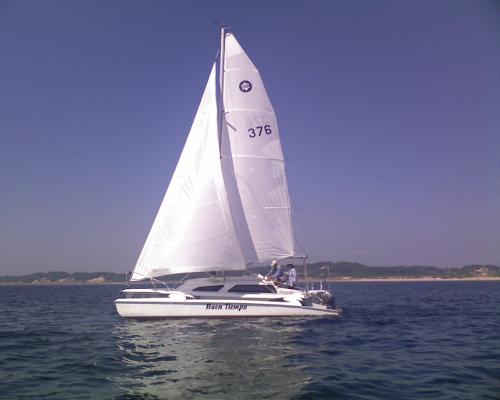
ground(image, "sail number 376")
xmin=248 ymin=125 xmax=272 ymax=138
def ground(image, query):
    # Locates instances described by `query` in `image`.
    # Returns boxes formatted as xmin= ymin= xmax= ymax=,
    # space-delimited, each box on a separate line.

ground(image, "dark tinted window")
xmin=228 ymin=285 xmax=276 ymax=293
xmin=192 ymin=285 xmax=224 ymax=292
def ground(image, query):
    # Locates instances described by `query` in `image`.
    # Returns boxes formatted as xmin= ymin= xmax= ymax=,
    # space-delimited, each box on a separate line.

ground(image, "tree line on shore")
xmin=296 ymin=262 xmax=500 ymax=279
xmin=1 ymin=262 xmax=498 ymax=284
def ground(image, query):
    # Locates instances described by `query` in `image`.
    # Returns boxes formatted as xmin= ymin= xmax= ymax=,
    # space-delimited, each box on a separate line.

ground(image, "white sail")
xmin=131 ymin=64 xmax=246 ymax=281
xmin=221 ymin=33 xmax=298 ymax=263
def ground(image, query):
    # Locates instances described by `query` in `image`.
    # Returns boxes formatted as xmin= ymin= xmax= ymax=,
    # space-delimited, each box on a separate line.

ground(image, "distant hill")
xmin=1 ymin=263 xmax=498 ymax=284
xmin=0 ymin=271 xmax=126 ymax=284
xmin=296 ymin=262 xmax=500 ymax=279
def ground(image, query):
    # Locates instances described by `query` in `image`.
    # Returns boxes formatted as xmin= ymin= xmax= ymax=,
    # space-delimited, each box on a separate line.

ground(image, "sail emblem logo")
xmin=239 ymin=80 xmax=252 ymax=92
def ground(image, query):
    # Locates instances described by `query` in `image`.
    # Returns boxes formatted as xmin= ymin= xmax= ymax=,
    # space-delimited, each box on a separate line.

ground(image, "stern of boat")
xmin=308 ymin=290 xmax=342 ymax=312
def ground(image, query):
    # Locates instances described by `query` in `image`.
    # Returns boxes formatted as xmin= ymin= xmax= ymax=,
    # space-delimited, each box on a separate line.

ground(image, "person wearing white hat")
xmin=265 ymin=260 xmax=286 ymax=283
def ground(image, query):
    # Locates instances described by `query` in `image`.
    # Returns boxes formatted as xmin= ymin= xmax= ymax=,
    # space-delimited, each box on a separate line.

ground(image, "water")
xmin=1 ymin=281 xmax=499 ymax=399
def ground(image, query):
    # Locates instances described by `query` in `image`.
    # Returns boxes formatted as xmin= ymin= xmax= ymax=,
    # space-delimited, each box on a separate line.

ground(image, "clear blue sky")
xmin=1 ymin=0 xmax=499 ymax=275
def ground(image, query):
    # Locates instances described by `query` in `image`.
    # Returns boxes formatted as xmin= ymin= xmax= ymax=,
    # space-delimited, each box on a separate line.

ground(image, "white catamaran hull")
xmin=115 ymin=298 xmax=340 ymax=318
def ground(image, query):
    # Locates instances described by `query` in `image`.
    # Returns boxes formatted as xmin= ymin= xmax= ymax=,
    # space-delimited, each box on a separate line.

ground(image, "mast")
xmin=218 ymin=26 xmax=228 ymax=149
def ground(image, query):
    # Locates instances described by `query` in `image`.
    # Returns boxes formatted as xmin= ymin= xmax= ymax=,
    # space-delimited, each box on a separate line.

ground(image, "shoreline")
xmin=325 ymin=277 xmax=500 ymax=282
xmin=1 ymin=277 xmax=499 ymax=285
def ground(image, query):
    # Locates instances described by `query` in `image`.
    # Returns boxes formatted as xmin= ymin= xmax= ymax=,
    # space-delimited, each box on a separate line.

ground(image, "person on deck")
xmin=287 ymin=263 xmax=297 ymax=287
xmin=266 ymin=260 xmax=286 ymax=283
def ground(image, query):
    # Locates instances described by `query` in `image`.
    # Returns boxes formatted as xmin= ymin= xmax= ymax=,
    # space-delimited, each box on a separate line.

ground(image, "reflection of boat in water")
xmin=115 ymin=28 xmax=341 ymax=318
xmin=114 ymin=319 xmax=312 ymax=398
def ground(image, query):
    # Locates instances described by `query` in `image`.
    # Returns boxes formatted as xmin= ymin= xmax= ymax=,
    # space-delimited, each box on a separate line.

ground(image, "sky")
xmin=1 ymin=0 xmax=499 ymax=275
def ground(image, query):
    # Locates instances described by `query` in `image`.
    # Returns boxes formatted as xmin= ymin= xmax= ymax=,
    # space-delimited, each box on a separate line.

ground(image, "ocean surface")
xmin=1 ymin=281 xmax=499 ymax=400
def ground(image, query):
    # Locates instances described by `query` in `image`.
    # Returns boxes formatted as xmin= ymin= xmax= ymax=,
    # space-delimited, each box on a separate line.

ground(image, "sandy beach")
xmin=323 ymin=277 xmax=500 ymax=282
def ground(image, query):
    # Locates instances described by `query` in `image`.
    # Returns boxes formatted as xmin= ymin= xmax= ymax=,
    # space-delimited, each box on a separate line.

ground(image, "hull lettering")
xmin=206 ymin=304 xmax=248 ymax=311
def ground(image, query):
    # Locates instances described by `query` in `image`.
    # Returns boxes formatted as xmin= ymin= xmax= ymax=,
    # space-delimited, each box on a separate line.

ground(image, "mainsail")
xmin=221 ymin=33 xmax=297 ymax=262
xmin=131 ymin=31 xmax=302 ymax=281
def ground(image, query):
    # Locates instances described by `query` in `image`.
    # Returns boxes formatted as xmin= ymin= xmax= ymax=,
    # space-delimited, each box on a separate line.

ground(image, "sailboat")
xmin=115 ymin=28 xmax=341 ymax=318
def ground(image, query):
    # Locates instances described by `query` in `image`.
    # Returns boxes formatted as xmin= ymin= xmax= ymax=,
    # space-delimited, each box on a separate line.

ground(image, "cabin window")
xmin=126 ymin=293 xmax=166 ymax=298
xmin=192 ymin=285 xmax=224 ymax=292
xmin=228 ymin=285 xmax=277 ymax=293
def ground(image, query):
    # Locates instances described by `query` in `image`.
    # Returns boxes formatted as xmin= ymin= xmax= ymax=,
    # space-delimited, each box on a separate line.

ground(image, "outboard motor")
xmin=319 ymin=291 xmax=338 ymax=310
